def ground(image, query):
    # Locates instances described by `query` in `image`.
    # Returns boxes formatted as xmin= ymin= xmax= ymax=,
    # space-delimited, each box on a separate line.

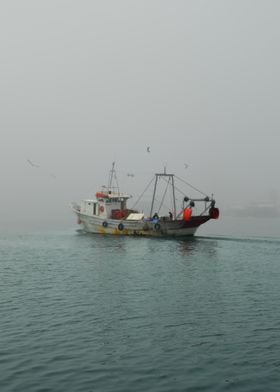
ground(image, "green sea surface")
xmin=1 ymin=224 xmax=280 ymax=391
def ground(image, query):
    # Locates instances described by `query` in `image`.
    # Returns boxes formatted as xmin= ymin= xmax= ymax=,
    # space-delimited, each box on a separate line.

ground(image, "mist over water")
xmin=198 ymin=216 xmax=280 ymax=240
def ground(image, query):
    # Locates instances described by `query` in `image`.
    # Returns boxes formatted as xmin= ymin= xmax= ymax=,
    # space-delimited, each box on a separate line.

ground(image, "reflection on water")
xmin=178 ymin=237 xmax=219 ymax=258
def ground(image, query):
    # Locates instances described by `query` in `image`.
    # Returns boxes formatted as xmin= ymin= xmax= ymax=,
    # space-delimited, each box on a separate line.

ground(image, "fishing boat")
xmin=71 ymin=163 xmax=219 ymax=237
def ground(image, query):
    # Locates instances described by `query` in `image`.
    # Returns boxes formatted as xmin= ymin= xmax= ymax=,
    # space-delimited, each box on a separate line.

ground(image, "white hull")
xmin=76 ymin=213 xmax=209 ymax=237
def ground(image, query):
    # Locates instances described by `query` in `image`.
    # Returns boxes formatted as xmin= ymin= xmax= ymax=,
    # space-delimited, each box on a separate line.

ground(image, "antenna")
xmin=107 ymin=162 xmax=119 ymax=193
xmin=107 ymin=162 xmax=115 ymax=190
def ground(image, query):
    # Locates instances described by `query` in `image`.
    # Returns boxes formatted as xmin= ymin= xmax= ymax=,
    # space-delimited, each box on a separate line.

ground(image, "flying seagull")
xmin=27 ymin=159 xmax=40 ymax=168
xmin=184 ymin=163 xmax=189 ymax=169
xmin=127 ymin=173 xmax=135 ymax=178
xmin=146 ymin=146 xmax=150 ymax=153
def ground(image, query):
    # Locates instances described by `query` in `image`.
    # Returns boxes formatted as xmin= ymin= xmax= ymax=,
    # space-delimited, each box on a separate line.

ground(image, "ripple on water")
xmin=1 ymin=231 xmax=280 ymax=391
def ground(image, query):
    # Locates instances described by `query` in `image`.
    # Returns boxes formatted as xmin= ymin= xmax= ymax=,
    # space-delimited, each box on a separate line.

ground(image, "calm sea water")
xmin=1 ymin=224 xmax=280 ymax=391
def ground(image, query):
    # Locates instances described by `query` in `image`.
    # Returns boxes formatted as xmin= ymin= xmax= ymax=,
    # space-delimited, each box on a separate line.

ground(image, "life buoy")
xmin=102 ymin=221 xmax=108 ymax=228
xmin=154 ymin=223 xmax=161 ymax=231
xmin=209 ymin=207 xmax=220 ymax=219
xmin=99 ymin=206 xmax=104 ymax=213
xmin=118 ymin=223 xmax=124 ymax=231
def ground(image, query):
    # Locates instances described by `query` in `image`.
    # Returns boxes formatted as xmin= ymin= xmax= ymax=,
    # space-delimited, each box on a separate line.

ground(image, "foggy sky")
xmin=1 ymin=0 xmax=280 ymax=231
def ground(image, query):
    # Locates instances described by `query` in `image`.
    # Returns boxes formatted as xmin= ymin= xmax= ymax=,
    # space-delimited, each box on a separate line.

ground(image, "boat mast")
xmin=171 ymin=174 xmax=176 ymax=218
xmin=149 ymin=175 xmax=158 ymax=217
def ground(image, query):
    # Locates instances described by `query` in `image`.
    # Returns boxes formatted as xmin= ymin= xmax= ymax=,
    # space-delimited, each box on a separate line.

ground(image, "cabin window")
xmin=93 ymin=203 xmax=97 ymax=215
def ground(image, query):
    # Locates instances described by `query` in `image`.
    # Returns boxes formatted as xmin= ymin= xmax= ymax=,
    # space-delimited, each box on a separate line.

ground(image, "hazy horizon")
xmin=1 ymin=1 xmax=280 ymax=232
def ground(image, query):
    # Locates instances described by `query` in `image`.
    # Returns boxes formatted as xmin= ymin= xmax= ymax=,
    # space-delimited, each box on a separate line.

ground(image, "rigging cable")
xmin=131 ymin=176 xmax=155 ymax=210
xmin=158 ymin=177 xmax=171 ymax=214
xmin=174 ymin=175 xmax=208 ymax=197
xmin=161 ymin=176 xmax=185 ymax=197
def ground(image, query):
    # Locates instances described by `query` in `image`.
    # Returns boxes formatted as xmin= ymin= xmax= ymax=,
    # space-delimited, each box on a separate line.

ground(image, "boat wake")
xmin=196 ymin=234 xmax=280 ymax=244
